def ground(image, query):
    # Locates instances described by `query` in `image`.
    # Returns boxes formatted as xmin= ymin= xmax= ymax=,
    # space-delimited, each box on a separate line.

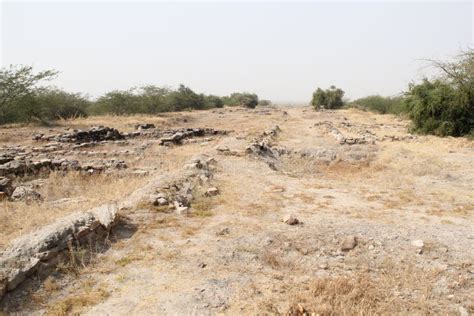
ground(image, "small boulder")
xmin=341 ymin=235 xmax=357 ymax=251
xmin=411 ymin=239 xmax=424 ymax=254
xmin=283 ymin=214 xmax=299 ymax=225
xmin=155 ymin=197 xmax=168 ymax=206
xmin=205 ymin=187 xmax=220 ymax=197
xmin=174 ymin=201 xmax=189 ymax=215
xmin=11 ymin=186 xmax=42 ymax=202
xmin=0 ymin=177 xmax=13 ymax=196
xmin=135 ymin=123 xmax=155 ymax=130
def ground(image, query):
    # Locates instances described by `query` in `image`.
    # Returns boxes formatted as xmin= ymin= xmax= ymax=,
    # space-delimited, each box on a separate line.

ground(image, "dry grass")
xmin=46 ymin=280 xmax=110 ymax=316
xmin=115 ymin=254 xmax=143 ymax=267
xmin=261 ymin=250 xmax=285 ymax=269
xmin=0 ymin=172 xmax=148 ymax=249
xmin=288 ymin=268 xmax=437 ymax=315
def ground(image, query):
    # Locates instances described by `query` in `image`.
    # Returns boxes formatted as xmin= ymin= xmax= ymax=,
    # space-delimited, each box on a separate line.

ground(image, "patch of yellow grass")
xmin=0 ymin=171 xmax=148 ymax=249
xmin=46 ymin=280 xmax=110 ymax=315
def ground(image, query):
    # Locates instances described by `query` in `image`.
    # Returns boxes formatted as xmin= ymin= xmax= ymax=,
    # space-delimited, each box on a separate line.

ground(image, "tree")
xmin=311 ymin=86 xmax=345 ymax=110
xmin=0 ymin=65 xmax=57 ymax=123
xmin=167 ymin=84 xmax=205 ymax=111
xmin=35 ymin=88 xmax=89 ymax=120
xmin=93 ymin=90 xmax=139 ymax=115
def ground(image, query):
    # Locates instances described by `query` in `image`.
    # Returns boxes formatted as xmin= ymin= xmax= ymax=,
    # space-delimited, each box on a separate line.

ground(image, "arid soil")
xmin=1 ymin=106 xmax=473 ymax=315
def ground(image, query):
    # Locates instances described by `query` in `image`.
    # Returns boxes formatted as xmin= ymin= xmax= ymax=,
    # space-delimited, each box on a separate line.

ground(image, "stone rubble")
xmin=34 ymin=126 xmax=125 ymax=143
xmin=159 ymin=128 xmax=227 ymax=146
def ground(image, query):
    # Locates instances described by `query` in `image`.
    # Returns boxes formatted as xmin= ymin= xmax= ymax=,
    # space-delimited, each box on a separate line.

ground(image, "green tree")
xmin=311 ymin=86 xmax=345 ymax=110
xmin=138 ymin=85 xmax=171 ymax=113
xmin=93 ymin=90 xmax=139 ymax=115
xmin=0 ymin=65 xmax=57 ymax=124
xmin=35 ymin=88 xmax=89 ymax=120
xmin=167 ymin=84 xmax=205 ymax=111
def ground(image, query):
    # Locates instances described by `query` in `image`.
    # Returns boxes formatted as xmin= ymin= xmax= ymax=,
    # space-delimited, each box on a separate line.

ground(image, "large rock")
xmin=0 ymin=204 xmax=118 ymax=299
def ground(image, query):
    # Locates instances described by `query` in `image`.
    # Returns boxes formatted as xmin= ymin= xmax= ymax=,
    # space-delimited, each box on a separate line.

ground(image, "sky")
xmin=1 ymin=1 xmax=472 ymax=103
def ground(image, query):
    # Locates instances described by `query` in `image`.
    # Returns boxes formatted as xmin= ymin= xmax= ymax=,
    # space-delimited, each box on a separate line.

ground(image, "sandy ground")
xmin=1 ymin=106 xmax=473 ymax=315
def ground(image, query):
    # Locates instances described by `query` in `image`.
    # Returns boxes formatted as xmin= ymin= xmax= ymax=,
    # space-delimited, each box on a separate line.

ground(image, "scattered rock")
xmin=155 ymin=197 xmax=168 ymax=206
xmin=0 ymin=177 xmax=13 ymax=196
xmin=135 ymin=123 xmax=155 ymax=130
xmin=205 ymin=187 xmax=220 ymax=197
xmin=341 ymin=235 xmax=357 ymax=251
xmin=11 ymin=186 xmax=43 ymax=202
xmin=216 ymin=146 xmax=230 ymax=152
xmin=216 ymin=227 xmax=230 ymax=236
xmin=283 ymin=214 xmax=299 ymax=225
xmin=268 ymin=185 xmax=285 ymax=193
xmin=159 ymin=128 xmax=227 ymax=145
xmin=411 ymin=239 xmax=424 ymax=254
xmin=459 ymin=306 xmax=468 ymax=316
xmin=174 ymin=201 xmax=189 ymax=215
xmin=35 ymin=126 xmax=125 ymax=143
xmin=319 ymin=263 xmax=329 ymax=270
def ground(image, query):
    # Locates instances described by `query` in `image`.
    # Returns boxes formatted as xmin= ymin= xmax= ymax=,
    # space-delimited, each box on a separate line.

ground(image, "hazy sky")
xmin=1 ymin=1 xmax=472 ymax=103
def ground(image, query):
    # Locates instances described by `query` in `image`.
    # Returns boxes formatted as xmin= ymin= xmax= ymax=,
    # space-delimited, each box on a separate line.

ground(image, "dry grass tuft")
xmin=46 ymin=280 xmax=110 ymax=315
xmin=288 ymin=275 xmax=389 ymax=315
xmin=262 ymin=250 xmax=285 ymax=269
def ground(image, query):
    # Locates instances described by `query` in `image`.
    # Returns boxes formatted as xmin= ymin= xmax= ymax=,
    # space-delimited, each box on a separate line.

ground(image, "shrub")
xmin=349 ymin=95 xmax=407 ymax=115
xmin=204 ymin=95 xmax=224 ymax=109
xmin=223 ymin=92 xmax=259 ymax=108
xmin=403 ymin=50 xmax=474 ymax=137
xmin=92 ymin=90 xmax=140 ymax=115
xmin=311 ymin=86 xmax=345 ymax=110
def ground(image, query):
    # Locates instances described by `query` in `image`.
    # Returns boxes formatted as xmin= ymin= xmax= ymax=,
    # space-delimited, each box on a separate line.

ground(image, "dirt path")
xmin=1 ymin=106 xmax=473 ymax=315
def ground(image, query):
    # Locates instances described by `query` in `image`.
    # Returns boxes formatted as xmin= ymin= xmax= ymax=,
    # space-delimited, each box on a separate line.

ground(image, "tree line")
xmin=0 ymin=66 xmax=263 ymax=125
xmin=1 ymin=49 xmax=472 ymax=137
xmin=311 ymin=49 xmax=473 ymax=137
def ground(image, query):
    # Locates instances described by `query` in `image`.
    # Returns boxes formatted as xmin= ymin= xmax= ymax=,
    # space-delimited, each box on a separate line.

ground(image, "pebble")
xmin=283 ymin=214 xmax=299 ymax=225
xmin=341 ymin=235 xmax=357 ymax=251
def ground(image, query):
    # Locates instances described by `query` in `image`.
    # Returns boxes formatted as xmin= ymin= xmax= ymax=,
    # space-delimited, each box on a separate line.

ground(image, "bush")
xmin=349 ymin=95 xmax=407 ymax=115
xmin=403 ymin=79 xmax=473 ymax=136
xmin=311 ymin=86 xmax=345 ymax=110
xmin=223 ymin=92 xmax=259 ymax=108
xmin=403 ymin=50 xmax=474 ymax=137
